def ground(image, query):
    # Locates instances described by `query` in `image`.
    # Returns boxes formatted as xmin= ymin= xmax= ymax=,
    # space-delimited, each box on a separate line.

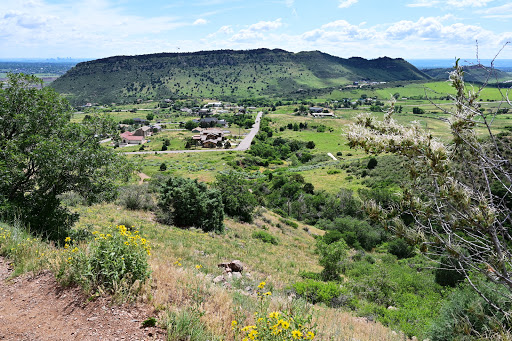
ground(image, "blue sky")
xmin=1 ymin=0 xmax=512 ymax=60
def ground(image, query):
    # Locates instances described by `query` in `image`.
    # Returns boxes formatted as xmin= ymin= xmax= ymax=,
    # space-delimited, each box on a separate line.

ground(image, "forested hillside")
xmin=51 ymin=49 xmax=429 ymax=105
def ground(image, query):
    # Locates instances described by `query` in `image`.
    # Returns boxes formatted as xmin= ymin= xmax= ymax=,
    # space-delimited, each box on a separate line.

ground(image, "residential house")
xmin=133 ymin=126 xmax=152 ymax=138
xmin=309 ymin=107 xmax=324 ymax=113
xmin=133 ymin=118 xmax=147 ymax=125
xmin=199 ymin=117 xmax=227 ymax=128
xmin=192 ymin=128 xmax=224 ymax=148
xmin=120 ymin=131 xmax=145 ymax=145
xmin=311 ymin=112 xmax=335 ymax=118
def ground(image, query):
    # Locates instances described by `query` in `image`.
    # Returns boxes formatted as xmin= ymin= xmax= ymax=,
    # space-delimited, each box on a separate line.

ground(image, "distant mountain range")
xmin=51 ymin=49 xmax=430 ymax=105
xmin=421 ymin=64 xmax=512 ymax=83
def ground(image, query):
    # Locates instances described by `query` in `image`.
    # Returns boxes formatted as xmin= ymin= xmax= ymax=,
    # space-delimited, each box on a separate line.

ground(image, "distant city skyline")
xmin=1 ymin=0 xmax=512 ymax=60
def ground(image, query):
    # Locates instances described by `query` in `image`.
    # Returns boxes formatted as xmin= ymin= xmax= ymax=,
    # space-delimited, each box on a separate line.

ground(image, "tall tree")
xmin=0 ymin=74 xmax=131 ymax=240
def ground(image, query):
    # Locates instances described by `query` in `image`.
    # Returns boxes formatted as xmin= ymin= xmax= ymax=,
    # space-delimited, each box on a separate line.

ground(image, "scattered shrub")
xmin=117 ymin=184 xmax=156 ymax=211
xmin=293 ymin=279 xmax=343 ymax=306
xmin=158 ymin=176 xmax=224 ymax=233
xmin=367 ymin=157 xmax=378 ymax=169
xmin=318 ymin=239 xmax=348 ymax=281
xmin=252 ymin=230 xmax=278 ymax=245
xmin=434 ymin=257 xmax=465 ymax=287
xmin=428 ymin=280 xmax=512 ymax=341
xmin=388 ymin=238 xmax=415 ymax=259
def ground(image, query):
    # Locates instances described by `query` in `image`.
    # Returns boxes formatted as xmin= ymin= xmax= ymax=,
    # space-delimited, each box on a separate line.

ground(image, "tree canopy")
xmin=0 ymin=73 xmax=131 ymax=240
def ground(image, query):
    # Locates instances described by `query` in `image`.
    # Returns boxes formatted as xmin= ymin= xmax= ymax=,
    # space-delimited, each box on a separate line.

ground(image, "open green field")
xmin=315 ymin=81 xmax=511 ymax=103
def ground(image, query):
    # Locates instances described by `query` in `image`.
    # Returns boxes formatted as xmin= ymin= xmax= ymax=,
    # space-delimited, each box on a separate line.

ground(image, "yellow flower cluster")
xmin=234 ymin=310 xmax=316 ymax=340
xmin=92 ymin=225 xmax=151 ymax=256
xmin=233 ymin=282 xmax=316 ymax=341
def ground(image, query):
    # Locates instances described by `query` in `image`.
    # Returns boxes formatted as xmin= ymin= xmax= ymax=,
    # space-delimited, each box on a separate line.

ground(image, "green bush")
xmin=279 ymin=218 xmax=298 ymax=229
xmin=158 ymin=176 xmax=224 ymax=233
xmin=318 ymin=239 xmax=348 ymax=281
xmin=428 ymin=280 xmax=512 ymax=341
xmin=292 ymin=279 xmax=343 ymax=306
xmin=434 ymin=260 xmax=465 ymax=287
xmin=388 ymin=238 xmax=415 ymax=259
xmin=252 ymin=230 xmax=278 ymax=245
xmin=117 ymin=184 xmax=156 ymax=211
xmin=56 ymin=224 xmax=151 ymax=295
xmin=215 ymin=171 xmax=257 ymax=223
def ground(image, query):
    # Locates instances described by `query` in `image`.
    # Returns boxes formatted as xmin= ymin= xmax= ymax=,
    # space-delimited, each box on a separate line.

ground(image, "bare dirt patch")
xmin=138 ymin=172 xmax=151 ymax=185
xmin=0 ymin=257 xmax=165 ymax=341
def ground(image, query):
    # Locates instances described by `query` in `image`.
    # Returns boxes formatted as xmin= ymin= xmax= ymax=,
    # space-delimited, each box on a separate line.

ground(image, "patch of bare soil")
xmin=0 ymin=257 xmax=166 ymax=341
xmin=138 ymin=173 xmax=151 ymax=185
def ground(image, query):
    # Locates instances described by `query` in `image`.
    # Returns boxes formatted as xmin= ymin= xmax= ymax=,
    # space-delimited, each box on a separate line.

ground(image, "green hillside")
xmin=51 ymin=49 xmax=430 ymax=105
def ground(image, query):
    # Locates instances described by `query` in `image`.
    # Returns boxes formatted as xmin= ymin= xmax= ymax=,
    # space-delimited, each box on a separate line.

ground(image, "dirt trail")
xmin=0 ymin=257 xmax=165 ymax=341
xmin=138 ymin=172 xmax=151 ymax=185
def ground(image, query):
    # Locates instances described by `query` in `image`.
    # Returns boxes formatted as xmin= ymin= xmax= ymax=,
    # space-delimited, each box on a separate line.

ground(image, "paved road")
xmin=235 ymin=111 xmax=262 ymax=151
xmin=123 ymin=111 xmax=263 ymax=155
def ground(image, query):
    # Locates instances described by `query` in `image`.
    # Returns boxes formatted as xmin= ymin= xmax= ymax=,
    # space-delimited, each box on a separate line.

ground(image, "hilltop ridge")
xmin=51 ymin=48 xmax=429 ymax=105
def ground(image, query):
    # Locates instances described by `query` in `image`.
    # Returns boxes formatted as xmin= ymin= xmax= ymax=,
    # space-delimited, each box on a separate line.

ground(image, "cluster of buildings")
xmin=191 ymin=128 xmax=225 ymax=148
xmin=119 ymin=124 xmax=162 ymax=145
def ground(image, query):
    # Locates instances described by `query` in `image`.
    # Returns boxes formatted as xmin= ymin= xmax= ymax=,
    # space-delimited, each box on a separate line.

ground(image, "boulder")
xmin=217 ymin=260 xmax=244 ymax=273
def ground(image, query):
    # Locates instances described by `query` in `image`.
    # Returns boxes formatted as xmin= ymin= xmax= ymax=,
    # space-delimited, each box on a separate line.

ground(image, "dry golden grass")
xmin=73 ymin=203 xmax=408 ymax=340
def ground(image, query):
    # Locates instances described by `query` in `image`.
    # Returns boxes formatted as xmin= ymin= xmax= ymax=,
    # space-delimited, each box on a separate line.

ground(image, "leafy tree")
xmin=412 ymin=107 xmax=425 ymax=114
xmin=367 ymin=157 xmax=378 ymax=169
xmin=184 ymin=120 xmax=198 ymax=131
xmin=318 ymin=239 xmax=348 ymax=281
xmin=158 ymin=176 xmax=224 ymax=232
xmin=306 ymin=141 xmax=315 ymax=149
xmin=0 ymin=74 xmax=131 ymax=240
xmin=215 ymin=171 xmax=257 ymax=223
xmin=347 ymin=60 xmax=512 ymax=311
xmin=146 ymin=113 xmax=154 ymax=121
xmin=159 ymin=163 xmax=167 ymax=171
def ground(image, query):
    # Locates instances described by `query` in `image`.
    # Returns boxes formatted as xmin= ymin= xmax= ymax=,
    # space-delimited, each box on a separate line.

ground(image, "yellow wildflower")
xmin=279 ymin=320 xmax=290 ymax=329
xmin=257 ymin=281 xmax=266 ymax=289
xmin=71 ymin=247 xmax=78 ymax=253
xmin=292 ymin=330 xmax=303 ymax=339
xmin=195 ymin=264 xmax=202 ymax=270
xmin=305 ymin=331 xmax=315 ymax=339
xmin=269 ymin=311 xmax=280 ymax=319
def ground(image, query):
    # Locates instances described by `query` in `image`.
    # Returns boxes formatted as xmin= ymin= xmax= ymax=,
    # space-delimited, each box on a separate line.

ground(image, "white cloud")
xmin=385 ymin=15 xmax=493 ymax=43
xmin=206 ymin=25 xmax=234 ymax=38
xmin=231 ymin=19 xmax=283 ymax=42
xmin=338 ymin=0 xmax=358 ymax=9
xmin=446 ymin=0 xmax=494 ymax=7
xmin=285 ymin=0 xmax=295 ymax=7
xmin=193 ymin=18 xmax=208 ymax=25
xmin=478 ymin=3 xmax=512 ymax=18
xmin=406 ymin=0 xmax=440 ymax=7
xmin=407 ymin=0 xmax=493 ymax=8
